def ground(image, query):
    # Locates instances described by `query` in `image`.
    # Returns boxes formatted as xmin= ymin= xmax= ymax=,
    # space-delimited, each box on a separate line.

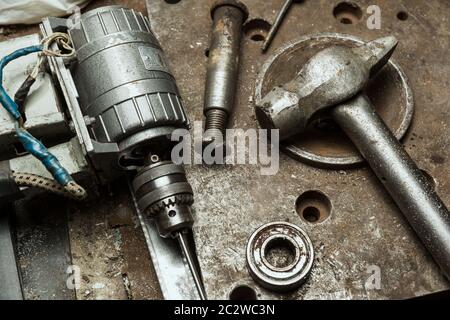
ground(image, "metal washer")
xmin=246 ymin=222 xmax=314 ymax=292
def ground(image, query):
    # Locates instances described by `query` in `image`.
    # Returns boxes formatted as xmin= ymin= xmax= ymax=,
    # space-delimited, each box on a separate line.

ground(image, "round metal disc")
xmin=254 ymin=33 xmax=414 ymax=169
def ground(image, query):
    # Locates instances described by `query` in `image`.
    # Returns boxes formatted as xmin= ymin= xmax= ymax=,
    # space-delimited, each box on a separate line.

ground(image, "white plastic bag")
xmin=0 ymin=0 xmax=91 ymax=25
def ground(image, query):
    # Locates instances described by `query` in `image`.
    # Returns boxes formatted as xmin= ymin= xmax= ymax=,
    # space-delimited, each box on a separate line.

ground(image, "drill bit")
xmin=262 ymin=0 xmax=293 ymax=52
xmin=177 ymin=231 xmax=207 ymax=300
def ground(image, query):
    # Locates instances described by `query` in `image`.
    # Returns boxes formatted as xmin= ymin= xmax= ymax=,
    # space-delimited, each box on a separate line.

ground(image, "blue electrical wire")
xmin=0 ymin=45 xmax=42 ymax=120
xmin=14 ymin=123 xmax=72 ymax=186
xmin=0 ymin=45 xmax=73 ymax=186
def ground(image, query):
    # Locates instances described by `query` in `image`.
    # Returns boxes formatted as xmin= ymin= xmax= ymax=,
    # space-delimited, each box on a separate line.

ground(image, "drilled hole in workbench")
xmin=229 ymin=285 xmax=257 ymax=300
xmin=397 ymin=11 xmax=409 ymax=21
xmin=333 ymin=2 xmax=363 ymax=24
xmin=243 ymin=19 xmax=271 ymax=42
xmin=296 ymin=190 xmax=332 ymax=223
xmin=264 ymin=238 xmax=296 ymax=269
xmin=251 ymin=34 xmax=265 ymax=42
xmin=302 ymin=206 xmax=320 ymax=223
xmin=340 ymin=18 xmax=353 ymax=24
xmin=164 ymin=0 xmax=181 ymax=4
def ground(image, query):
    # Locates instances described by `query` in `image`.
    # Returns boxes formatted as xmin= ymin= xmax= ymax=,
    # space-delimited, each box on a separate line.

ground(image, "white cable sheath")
xmin=0 ymin=0 xmax=91 ymax=25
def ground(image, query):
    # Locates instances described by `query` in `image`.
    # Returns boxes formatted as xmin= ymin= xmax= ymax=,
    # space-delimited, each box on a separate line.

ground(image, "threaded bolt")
xmin=203 ymin=1 xmax=248 ymax=146
xmin=203 ymin=109 xmax=228 ymax=144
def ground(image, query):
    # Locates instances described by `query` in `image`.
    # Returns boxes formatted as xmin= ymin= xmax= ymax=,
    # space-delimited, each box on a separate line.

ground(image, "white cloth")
xmin=0 ymin=0 xmax=91 ymax=25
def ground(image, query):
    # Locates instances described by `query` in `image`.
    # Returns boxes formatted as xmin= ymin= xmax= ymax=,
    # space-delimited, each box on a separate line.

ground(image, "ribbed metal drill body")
xmin=69 ymin=5 xmax=197 ymax=239
xmin=69 ymin=6 xmax=189 ymax=168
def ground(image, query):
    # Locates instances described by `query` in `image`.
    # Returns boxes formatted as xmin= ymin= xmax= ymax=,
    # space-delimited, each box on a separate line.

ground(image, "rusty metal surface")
xmin=1 ymin=0 xmax=449 ymax=300
xmin=147 ymin=0 xmax=450 ymax=299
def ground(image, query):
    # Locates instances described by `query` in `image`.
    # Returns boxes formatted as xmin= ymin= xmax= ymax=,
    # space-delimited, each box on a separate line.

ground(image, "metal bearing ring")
xmin=246 ymin=222 xmax=314 ymax=292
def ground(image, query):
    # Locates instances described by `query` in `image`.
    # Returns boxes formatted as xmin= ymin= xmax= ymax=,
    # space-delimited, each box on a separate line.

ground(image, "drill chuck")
xmin=132 ymin=160 xmax=194 ymax=238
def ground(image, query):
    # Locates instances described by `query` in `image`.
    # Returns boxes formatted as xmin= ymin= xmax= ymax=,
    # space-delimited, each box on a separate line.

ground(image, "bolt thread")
xmin=205 ymin=109 xmax=228 ymax=132
xmin=203 ymin=109 xmax=228 ymax=144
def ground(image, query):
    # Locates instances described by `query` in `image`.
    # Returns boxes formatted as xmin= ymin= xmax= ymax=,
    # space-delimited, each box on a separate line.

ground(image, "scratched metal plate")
xmin=147 ymin=0 xmax=450 ymax=299
xmin=2 ymin=0 xmax=448 ymax=300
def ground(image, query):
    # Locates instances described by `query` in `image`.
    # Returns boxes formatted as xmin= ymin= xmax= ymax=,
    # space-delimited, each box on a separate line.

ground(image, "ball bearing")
xmin=246 ymin=221 xmax=314 ymax=292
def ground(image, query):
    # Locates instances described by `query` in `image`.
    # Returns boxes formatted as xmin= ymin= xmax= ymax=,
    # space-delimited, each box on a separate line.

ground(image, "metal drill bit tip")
xmin=176 ymin=231 xmax=207 ymax=300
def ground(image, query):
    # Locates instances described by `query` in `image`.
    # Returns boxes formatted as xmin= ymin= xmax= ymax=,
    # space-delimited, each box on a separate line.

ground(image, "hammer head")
xmin=256 ymin=36 xmax=398 ymax=140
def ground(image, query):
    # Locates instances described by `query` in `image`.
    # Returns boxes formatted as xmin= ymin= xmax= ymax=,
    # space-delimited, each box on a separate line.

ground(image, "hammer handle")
xmin=332 ymin=94 xmax=450 ymax=280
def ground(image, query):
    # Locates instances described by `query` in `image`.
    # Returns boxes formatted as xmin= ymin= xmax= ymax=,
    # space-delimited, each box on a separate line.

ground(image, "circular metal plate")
xmin=254 ymin=33 xmax=414 ymax=168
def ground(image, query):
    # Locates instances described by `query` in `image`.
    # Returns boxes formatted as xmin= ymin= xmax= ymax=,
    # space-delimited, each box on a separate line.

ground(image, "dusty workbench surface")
xmin=2 ymin=0 xmax=449 ymax=300
xmin=146 ymin=0 xmax=449 ymax=299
